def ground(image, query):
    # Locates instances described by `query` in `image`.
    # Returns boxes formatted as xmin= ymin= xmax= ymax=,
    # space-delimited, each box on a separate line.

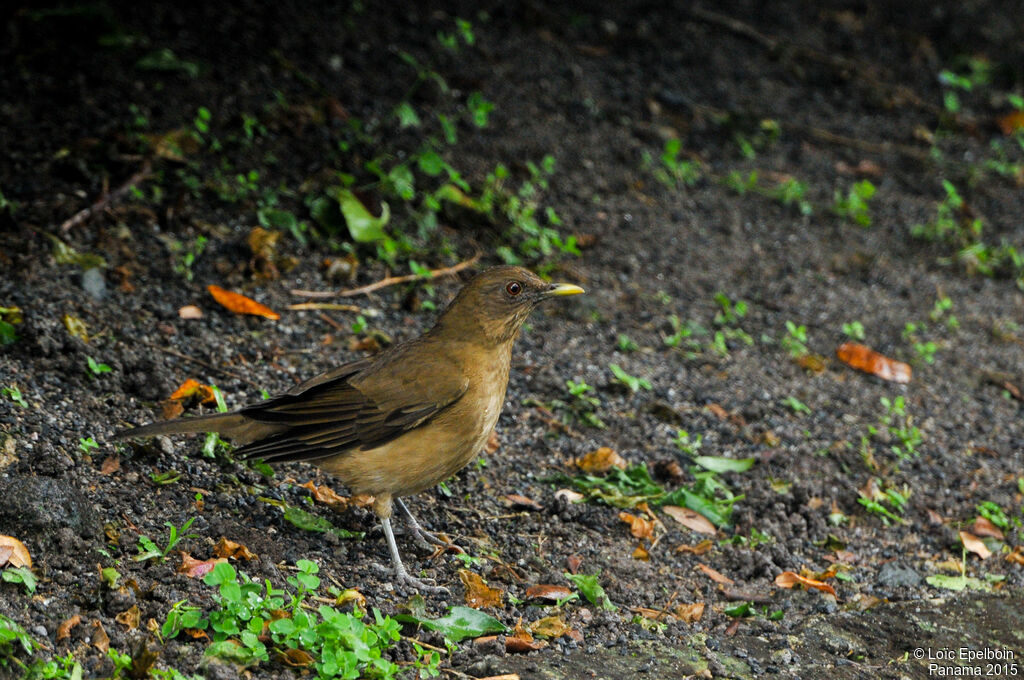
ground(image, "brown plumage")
xmin=112 ymin=265 xmax=584 ymax=591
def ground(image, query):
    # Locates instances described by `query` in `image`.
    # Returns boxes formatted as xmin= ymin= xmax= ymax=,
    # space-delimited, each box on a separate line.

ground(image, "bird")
xmin=112 ymin=265 xmax=584 ymax=591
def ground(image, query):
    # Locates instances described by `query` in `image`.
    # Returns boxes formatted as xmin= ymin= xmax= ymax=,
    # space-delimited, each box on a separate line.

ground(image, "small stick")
xmin=287 ymin=302 xmax=370 ymax=313
xmin=60 ymin=160 xmax=153 ymax=233
xmin=290 ymin=252 xmax=481 ymax=299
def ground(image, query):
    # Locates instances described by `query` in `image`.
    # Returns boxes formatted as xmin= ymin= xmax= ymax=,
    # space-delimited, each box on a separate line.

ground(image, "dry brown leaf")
xmin=566 ymin=554 xmax=583 ymax=574
xmin=695 ymin=563 xmax=733 ymax=585
xmin=959 ymin=530 xmax=992 ymax=560
xmin=0 ymin=546 xmax=11 ymax=566
xmin=969 ymin=517 xmax=1005 ymax=540
xmin=207 ymin=285 xmax=280 ymax=320
xmin=334 ymin=588 xmax=366 ymax=610
xmin=146 ymin=128 xmax=199 ymax=161
xmin=92 ymin=621 xmax=110 ymax=652
xmin=796 ymin=354 xmax=827 ymax=373
xmin=530 ymin=615 xmax=570 ymax=638
xmin=213 ymin=537 xmax=256 ymax=561
xmin=115 ymin=605 xmax=140 ymax=630
xmin=503 ymin=494 xmax=542 ymax=511
xmin=1006 ymin=546 xmax=1024 ymax=565
xmin=278 ymin=648 xmax=315 ymax=667
xmin=0 ymin=535 xmax=32 ymax=568
xmin=161 ymin=399 xmax=185 ymax=421
xmin=505 ymin=620 xmax=546 ymax=653
xmin=178 ymin=305 xmax=203 ymax=320
xmin=524 ymin=584 xmax=574 ymax=602
xmin=662 ymin=506 xmax=717 ymax=535
xmin=836 ymin=342 xmax=911 ymax=383
xmin=618 ymin=511 xmax=656 ymax=540
xmin=57 ymin=614 xmax=82 ymax=641
xmin=299 ymin=481 xmax=350 ymax=511
xmin=705 ymin=403 xmax=729 ymax=420
xmin=575 ymin=446 xmax=627 ymax=473
xmin=100 ymin=455 xmax=120 ymax=475
xmin=675 ymin=539 xmax=714 ymax=555
xmin=674 ymin=602 xmax=705 ymax=623
xmin=774 ymin=571 xmax=837 ymax=596
xmin=632 ymin=544 xmax=650 ymax=561
xmin=459 ymin=569 xmax=503 ymax=608
xmin=177 ymin=552 xmax=227 ymax=578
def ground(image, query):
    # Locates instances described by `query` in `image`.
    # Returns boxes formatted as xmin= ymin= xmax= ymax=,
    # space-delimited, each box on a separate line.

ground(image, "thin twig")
xmin=60 ymin=160 xmax=153 ymax=233
xmin=286 ymin=302 xmax=373 ymax=313
xmin=140 ymin=341 xmax=261 ymax=388
xmin=290 ymin=252 xmax=481 ymax=299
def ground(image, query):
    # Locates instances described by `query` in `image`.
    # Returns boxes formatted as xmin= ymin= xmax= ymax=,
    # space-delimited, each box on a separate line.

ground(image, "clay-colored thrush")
xmin=113 ymin=265 xmax=584 ymax=590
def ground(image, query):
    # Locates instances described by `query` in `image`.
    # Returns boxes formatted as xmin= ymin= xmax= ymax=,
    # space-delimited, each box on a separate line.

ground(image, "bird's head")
xmin=434 ymin=265 xmax=584 ymax=345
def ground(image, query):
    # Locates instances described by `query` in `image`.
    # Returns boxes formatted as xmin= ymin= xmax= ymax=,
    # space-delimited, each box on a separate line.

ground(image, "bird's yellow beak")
xmin=545 ymin=283 xmax=585 ymax=297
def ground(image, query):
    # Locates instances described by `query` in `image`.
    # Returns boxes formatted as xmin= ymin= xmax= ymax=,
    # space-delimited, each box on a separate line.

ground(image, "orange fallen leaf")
xmin=998 ymin=110 xmax=1024 ymax=136
xmin=213 ymin=537 xmax=256 ymax=561
xmin=57 ymin=614 xmax=82 ymax=641
xmin=178 ymin=552 xmax=227 ymax=578
xmin=632 ymin=544 xmax=650 ymax=561
xmin=299 ymin=481 xmax=350 ymax=511
xmin=0 ymin=536 xmax=32 ymax=568
xmin=503 ymin=494 xmax=542 ymax=510
xmin=530 ymin=615 xmax=570 ymax=638
xmin=168 ymin=378 xmax=202 ymax=401
xmin=115 ymin=605 xmax=141 ymax=630
xmin=774 ymin=570 xmax=837 ymax=596
xmin=100 ymin=455 xmax=120 ymax=475
xmin=92 ymin=621 xmax=110 ymax=652
xmin=161 ymin=399 xmax=185 ymax=420
xmin=278 ymin=648 xmax=315 ymax=667
xmin=505 ymin=619 xmax=546 ymax=653
xmin=207 ymin=285 xmax=280 ymax=320
xmin=969 ymin=517 xmax=1004 ymax=540
xmin=662 ymin=506 xmax=717 ymax=535
xmin=618 ymin=511 xmax=656 ymax=540
xmin=836 ymin=342 xmax=911 ymax=383
xmin=1006 ymin=546 xmax=1024 ymax=565
xmin=675 ymin=539 xmax=714 ymax=555
xmin=576 ymin=447 xmax=627 ymax=473
xmin=525 ymin=584 xmax=574 ymax=602
xmin=959 ymin=530 xmax=992 ymax=560
xmin=674 ymin=602 xmax=705 ymax=623
xmin=695 ymin=563 xmax=733 ymax=585
xmin=459 ymin=569 xmax=503 ymax=608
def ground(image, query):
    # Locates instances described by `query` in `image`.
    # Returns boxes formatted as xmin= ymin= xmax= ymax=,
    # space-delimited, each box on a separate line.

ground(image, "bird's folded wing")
xmin=235 ymin=346 xmax=468 ymax=463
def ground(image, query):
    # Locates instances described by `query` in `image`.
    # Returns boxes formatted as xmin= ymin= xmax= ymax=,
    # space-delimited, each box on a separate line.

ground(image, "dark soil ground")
xmin=2 ymin=1 xmax=1024 ymax=679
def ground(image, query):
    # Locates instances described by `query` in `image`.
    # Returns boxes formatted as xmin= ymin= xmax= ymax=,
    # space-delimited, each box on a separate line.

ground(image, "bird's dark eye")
xmin=505 ymin=281 xmax=523 ymax=296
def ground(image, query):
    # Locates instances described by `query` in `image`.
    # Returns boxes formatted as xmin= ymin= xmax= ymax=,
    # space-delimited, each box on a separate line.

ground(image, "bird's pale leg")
xmin=395 ymin=498 xmax=463 ymax=553
xmin=379 ymin=516 xmax=449 ymax=594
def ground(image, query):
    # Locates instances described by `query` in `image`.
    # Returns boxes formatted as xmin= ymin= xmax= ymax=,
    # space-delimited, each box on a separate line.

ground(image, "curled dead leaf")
xmin=503 ymin=494 xmax=542 ymax=511
xmin=969 ymin=517 xmax=1005 ymax=540
xmin=459 ymin=569 xmax=503 ymax=609
xmin=505 ymin=620 xmax=547 ymax=653
xmin=695 ymin=563 xmax=733 ymax=585
xmin=618 ymin=511 xmax=656 ymax=540
xmin=92 ymin=620 xmax=110 ymax=652
xmin=100 ymin=455 xmax=120 ymax=475
xmin=566 ymin=554 xmax=583 ymax=574
xmin=0 ymin=535 xmax=32 ymax=568
xmin=278 ymin=648 xmax=315 ymax=667
xmin=57 ymin=614 xmax=82 ymax=641
xmin=674 ymin=602 xmax=705 ymax=623
xmin=675 ymin=539 xmax=714 ymax=555
xmin=836 ymin=342 xmax=911 ymax=383
xmin=524 ymin=584 xmax=574 ymax=602
xmin=299 ymin=481 xmax=350 ymax=511
xmin=959 ymin=530 xmax=992 ymax=560
xmin=178 ymin=552 xmax=227 ymax=578
xmin=632 ymin=544 xmax=650 ymax=561
xmin=213 ymin=537 xmax=256 ymax=561
xmin=1006 ymin=546 xmax=1024 ymax=565
xmin=115 ymin=605 xmax=141 ymax=630
xmin=662 ymin=506 xmax=717 ymax=535
xmin=575 ymin=446 xmax=627 ymax=473
xmin=207 ymin=285 xmax=280 ymax=320
xmin=774 ymin=570 xmax=837 ymax=596
xmin=529 ymin=615 xmax=570 ymax=638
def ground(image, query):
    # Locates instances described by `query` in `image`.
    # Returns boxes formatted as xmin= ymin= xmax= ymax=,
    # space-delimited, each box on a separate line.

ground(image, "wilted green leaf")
xmin=328 ymin=188 xmax=390 ymax=243
xmin=693 ymin=456 xmax=756 ymax=473
xmin=280 ymin=503 xmax=363 ymax=539
xmin=564 ymin=572 xmax=616 ymax=611
xmin=397 ymin=606 xmax=507 ymax=642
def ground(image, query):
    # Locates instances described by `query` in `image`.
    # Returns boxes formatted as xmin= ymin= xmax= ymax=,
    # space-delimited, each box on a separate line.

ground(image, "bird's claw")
xmin=372 ymin=562 xmax=449 ymax=594
xmin=409 ymin=526 xmax=464 ymax=555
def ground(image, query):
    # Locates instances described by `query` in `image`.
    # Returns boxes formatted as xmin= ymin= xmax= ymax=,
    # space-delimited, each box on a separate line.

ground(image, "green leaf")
xmin=659 ymin=487 xmax=732 ymax=528
xmin=564 ymin=573 xmax=617 ymax=611
xmin=281 ymin=504 xmax=363 ymax=539
xmin=925 ymin=574 xmax=991 ymax=592
xmin=328 ymin=187 xmax=390 ymax=243
xmin=693 ymin=456 xmax=755 ymax=473
xmin=398 ymin=606 xmax=507 ymax=642
xmin=724 ymin=602 xmax=753 ymax=617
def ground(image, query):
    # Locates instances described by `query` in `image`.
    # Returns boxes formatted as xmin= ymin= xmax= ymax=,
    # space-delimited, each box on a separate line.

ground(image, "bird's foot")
xmin=409 ymin=525 xmax=464 ymax=556
xmin=371 ymin=562 xmax=450 ymax=595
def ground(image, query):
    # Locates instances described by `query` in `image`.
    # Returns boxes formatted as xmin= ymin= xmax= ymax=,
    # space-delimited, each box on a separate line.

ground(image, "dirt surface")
xmin=2 ymin=1 xmax=1024 ymax=678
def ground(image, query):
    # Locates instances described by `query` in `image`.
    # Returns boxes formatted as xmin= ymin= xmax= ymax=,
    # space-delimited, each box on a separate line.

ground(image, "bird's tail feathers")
xmin=110 ymin=412 xmax=251 ymax=442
